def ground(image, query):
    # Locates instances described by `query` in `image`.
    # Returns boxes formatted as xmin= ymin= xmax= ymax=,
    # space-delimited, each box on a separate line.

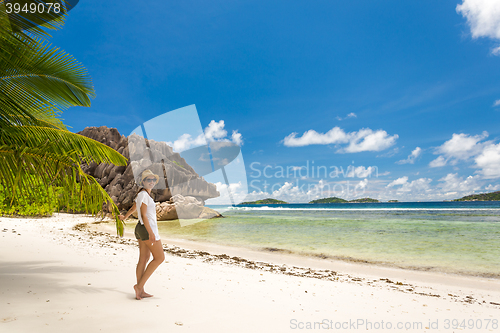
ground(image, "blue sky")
xmin=51 ymin=0 xmax=500 ymax=202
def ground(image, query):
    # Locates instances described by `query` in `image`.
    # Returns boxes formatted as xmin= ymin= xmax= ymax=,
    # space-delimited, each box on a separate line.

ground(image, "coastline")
xmin=94 ymin=218 xmax=500 ymax=295
xmin=1 ymin=213 xmax=499 ymax=332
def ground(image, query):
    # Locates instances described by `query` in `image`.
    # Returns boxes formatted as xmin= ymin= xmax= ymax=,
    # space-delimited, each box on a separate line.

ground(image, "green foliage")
xmin=454 ymin=191 xmax=500 ymax=201
xmin=0 ymin=7 xmax=126 ymax=235
xmin=239 ymin=198 xmax=289 ymax=205
xmin=309 ymin=197 xmax=380 ymax=203
xmin=309 ymin=197 xmax=348 ymax=204
xmin=0 ymin=177 xmax=95 ymax=217
xmin=348 ymin=198 xmax=379 ymax=203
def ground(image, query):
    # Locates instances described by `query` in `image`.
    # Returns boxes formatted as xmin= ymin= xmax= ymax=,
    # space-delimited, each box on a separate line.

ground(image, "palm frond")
xmin=0 ymin=0 xmax=67 ymax=39
xmin=0 ymin=34 xmax=95 ymax=127
xmin=0 ymin=5 xmax=126 ymax=236
xmin=0 ymin=143 xmax=125 ymax=235
xmin=1 ymin=125 xmax=128 ymax=166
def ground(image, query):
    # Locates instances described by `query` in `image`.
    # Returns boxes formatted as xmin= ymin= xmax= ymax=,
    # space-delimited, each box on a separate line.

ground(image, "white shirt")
xmin=135 ymin=191 xmax=160 ymax=241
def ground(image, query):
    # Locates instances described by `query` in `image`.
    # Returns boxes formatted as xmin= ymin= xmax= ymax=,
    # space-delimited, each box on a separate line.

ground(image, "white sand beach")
xmin=1 ymin=214 xmax=499 ymax=332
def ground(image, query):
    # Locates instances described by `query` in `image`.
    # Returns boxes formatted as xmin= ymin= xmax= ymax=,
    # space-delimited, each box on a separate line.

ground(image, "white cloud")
xmin=386 ymin=176 xmax=432 ymax=193
xmin=492 ymin=46 xmax=500 ymax=56
xmin=204 ymin=120 xmax=227 ymax=141
xmin=336 ymin=112 xmax=357 ymax=121
xmin=169 ymin=120 xmax=242 ymax=152
xmin=386 ymin=176 xmax=408 ymax=188
xmin=170 ymin=133 xmax=206 ymax=152
xmin=474 ymin=142 xmax=500 ymax=178
xmin=283 ymin=126 xmax=398 ymax=153
xmin=206 ymin=181 xmax=248 ymax=205
xmin=456 ymin=0 xmax=500 ymax=55
xmin=346 ymin=166 xmax=376 ymax=178
xmin=355 ymin=178 xmax=368 ymax=191
xmin=429 ymin=155 xmax=447 ymax=168
xmin=283 ymin=127 xmax=349 ymax=147
xmin=494 ymin=99 xmax=500 ymax=107
xmin=438 ymin=173 xmax=482 ymax=192
xmin=485 ymin=184 xmax=500 ymax=191
xmin=396 ymin=147 xmax=422 ymax=164
xmin=243 ymin=182 xmax=315 ymax=203
xmin=231 ymin=130 xmax=242 ymax=146
xmin=429 ymin=132 xmax=500 ymax=179
xmin=430 ymin=132 xmax=488 ymax=167
xmin=457 ymin=0 xmax=500 ymax=39
xmin=343 ymin=128 xmax=398 ymax=153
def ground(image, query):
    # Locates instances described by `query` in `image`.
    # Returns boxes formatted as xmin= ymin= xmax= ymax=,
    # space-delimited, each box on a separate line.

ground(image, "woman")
xmin=120 ymin=169 xmax=165 ymax=300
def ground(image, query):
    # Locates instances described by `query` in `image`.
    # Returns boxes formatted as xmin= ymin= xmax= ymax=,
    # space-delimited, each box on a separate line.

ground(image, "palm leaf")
xmin=0 ymin=8 xmax=127 ymax=236
xmin=1 ymin=125 xmax=127 ymax=166
xmin=0 ymin=143 xmax=126 ymax=235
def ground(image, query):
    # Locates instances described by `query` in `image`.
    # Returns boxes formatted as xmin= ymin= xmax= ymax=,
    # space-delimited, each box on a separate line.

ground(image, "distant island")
xmin=349 ymin=198 xmax=380 ymax=203
xmin=454 ymin=191 xmax=500 ymax=201
xmin=239 ymin=198 xmax=289 ymax=205
xmin=388 ymin=200 xmax=399 ymax=203
xmin=309 ymin=197 xmax=380 ymax=204
xmin=309 ymin=197 xmax=347 ymax=204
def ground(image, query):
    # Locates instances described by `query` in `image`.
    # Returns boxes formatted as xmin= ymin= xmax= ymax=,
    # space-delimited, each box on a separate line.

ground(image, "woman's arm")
xmin=119 ymin=202 xmax=136 ymax=220
xmin=140 ymin=202 xmax=155 ymax=245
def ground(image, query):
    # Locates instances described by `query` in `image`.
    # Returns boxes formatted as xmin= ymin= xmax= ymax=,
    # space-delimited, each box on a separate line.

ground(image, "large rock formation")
xmin=77 ymin=126 xmax=220 ymax=213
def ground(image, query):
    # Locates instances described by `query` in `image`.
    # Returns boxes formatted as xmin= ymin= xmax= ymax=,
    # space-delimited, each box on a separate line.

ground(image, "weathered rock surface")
xmin=78 ymin=126 xmax=220 ymax=214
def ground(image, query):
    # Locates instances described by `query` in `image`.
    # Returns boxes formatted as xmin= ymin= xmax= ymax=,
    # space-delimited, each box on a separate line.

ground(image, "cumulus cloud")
xmin=283 ymin=127 xmax=349 ymax=147
xmin=475 ymin=142 xmax=500 ymax=178
xmin=456 ymin=0 xmax=500 ymax=55
xmin=428 ymin=131 xmax=500 ymax=179
xmin=170 ymin=133 xmax=206 ymax=152
xmin=346 ymin=166 xmax=376 ymax=178
xmin=457 ymin=0 xmax=500 ymax=39
xmin=231 ymin=130 xmax=242 ymax=146
xmin=430 ymin=132 xmax=488 ymax=167
xmin=169 ymin=120 xmax=242 ymax=152
xmin=438 ymin=173 xmax=482 ymax=193
xmin=355 ymin=178 xmax=368 ymax=191
xmin=241 ymin=178 xmax=373 ymax=203
xmin=386 ymin=176 xmax=409 ymax=188
xmin=396 ymin=147 xmax=422 ymax=164
xmin=243 ymin=182 xmax=314 ymax=203
xmin=283 ymin=126 xmax=398 ymax=153
xmin=343 ymin=128 xmax=398 ymax=153
xmin=485 ymin=183 xmax=500 ymax=191
xmin=204 ymin=120 xmax=227 ymax=141
xmin=386 ymin=176 xmax=432 ymax=193
xmin=429 ymin=155 xmax=447 ymax=168
xmin=206 ymin=181 xmax=248 ymax=205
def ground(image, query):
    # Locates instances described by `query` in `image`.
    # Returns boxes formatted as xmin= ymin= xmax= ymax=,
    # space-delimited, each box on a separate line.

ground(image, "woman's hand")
xmin=119 ymin=214 xmax=126 ymax=220
xmin=148 ymin=232 xmax=155 ymax=245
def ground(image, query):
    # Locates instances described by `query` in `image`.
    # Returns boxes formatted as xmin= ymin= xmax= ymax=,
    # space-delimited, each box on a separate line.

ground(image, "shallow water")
xmin=149 ymin=202 xmax=500 ymax=277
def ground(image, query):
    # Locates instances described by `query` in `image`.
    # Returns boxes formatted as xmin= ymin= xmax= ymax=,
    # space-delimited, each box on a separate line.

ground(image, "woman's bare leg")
xmin=136 ymin=240 xmax=153 ymax=298
xmin=134 ymin=240 xmax=165 ymax=299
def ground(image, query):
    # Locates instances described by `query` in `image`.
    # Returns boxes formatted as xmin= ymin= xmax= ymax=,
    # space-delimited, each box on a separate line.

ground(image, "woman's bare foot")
xmin=141 ymin=291 xmax=153 ymax=298
xmin=133 ymin=284 xmax=143 ymax=300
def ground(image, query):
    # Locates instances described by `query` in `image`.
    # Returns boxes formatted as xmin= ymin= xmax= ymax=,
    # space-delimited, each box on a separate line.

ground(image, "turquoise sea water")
xmin=154 ymin=202 xmax=500 ymax=277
